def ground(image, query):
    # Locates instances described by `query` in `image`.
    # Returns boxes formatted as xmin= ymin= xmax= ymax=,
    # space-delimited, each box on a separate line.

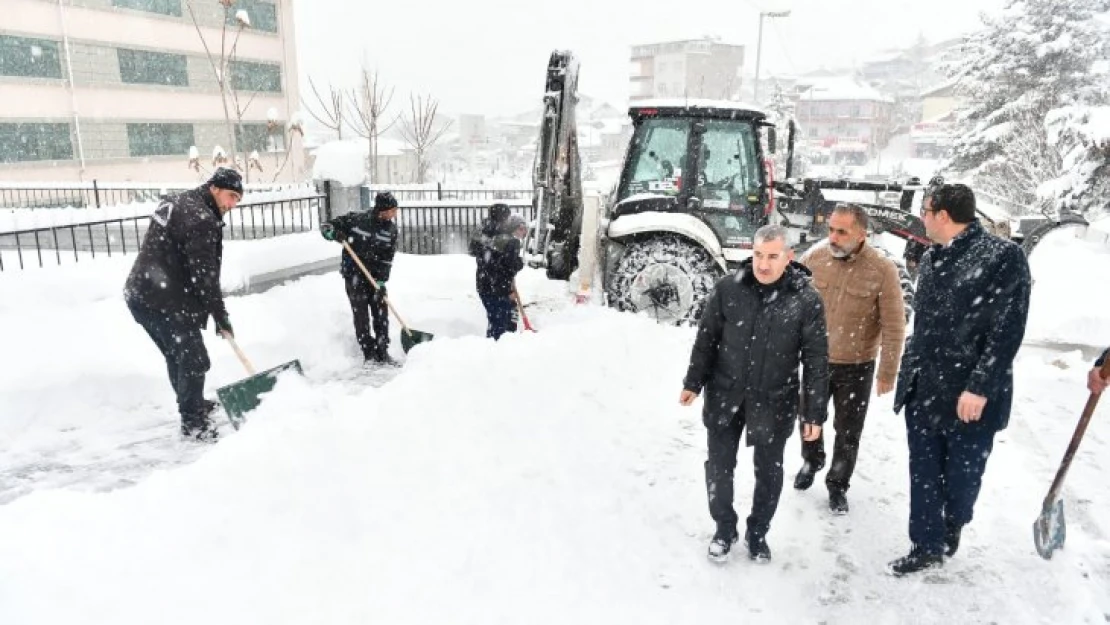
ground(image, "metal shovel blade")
xmin=216 ymin=359 xmax=303 ymax=430
xmin=400 ymin=328 xmax=433 ymax=353
xmin=1032 ymin=498 xmax=1066 ymax=560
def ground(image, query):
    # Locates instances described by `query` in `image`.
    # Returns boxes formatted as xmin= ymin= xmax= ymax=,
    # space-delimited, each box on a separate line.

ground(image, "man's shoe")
xmin=707 ymin=527 xmax=739 ymax=563
xmin=888 ymin=548 xmax=943 ymax=576
xmin=945 ymin=523 xmax=963 ymax=557
xmin=794 ymin=461 xmax=823 ymax=491
xmin=181 ymin=422 xmax=219 ymax=443
xmin=745 ymin=534 xmax=772 ymax=563
xmin=829 ymin=489 xmax=849 ymax=515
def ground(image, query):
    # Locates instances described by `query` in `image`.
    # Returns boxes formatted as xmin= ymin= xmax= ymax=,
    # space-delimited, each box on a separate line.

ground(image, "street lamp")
xmin=753 ymin=9 xmax=791 ymax=105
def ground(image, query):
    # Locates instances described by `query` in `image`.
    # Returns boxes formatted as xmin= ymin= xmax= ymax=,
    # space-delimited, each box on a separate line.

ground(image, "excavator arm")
xmin=528 ymin=51 xmax=585 ymax=281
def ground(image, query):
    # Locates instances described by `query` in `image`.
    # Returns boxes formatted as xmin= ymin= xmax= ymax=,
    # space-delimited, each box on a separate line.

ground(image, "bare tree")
xmin=303 ymin=76 xmax=346 ymax=140
xmin=185 ymin=0 xmax=250 ymax=171
xmin=347 ymin=67 xmax=396 ymax=183
xmin=399 ymin=93 xmax=453 ymax=183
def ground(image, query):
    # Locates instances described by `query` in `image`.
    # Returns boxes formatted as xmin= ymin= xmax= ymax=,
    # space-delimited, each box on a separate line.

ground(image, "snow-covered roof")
xmin=629 ymin=98 xmax=767 ymax=116
xmin=799 ymin=77 xmax=894 ymax=103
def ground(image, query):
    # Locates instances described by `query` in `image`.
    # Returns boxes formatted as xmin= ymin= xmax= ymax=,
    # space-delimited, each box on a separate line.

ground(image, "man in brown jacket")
xmin=794 ymin=203 xmax=907 ymax=513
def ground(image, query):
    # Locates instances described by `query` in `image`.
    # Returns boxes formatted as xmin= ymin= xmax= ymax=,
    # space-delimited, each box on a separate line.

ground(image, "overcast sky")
xmin=291 ymin=0 xmax=1004 ymax=119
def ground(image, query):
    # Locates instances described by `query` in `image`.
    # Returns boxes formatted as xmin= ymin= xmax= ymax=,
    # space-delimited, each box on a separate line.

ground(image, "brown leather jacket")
xmin=802 ymin=242 xmax=906 ymax=383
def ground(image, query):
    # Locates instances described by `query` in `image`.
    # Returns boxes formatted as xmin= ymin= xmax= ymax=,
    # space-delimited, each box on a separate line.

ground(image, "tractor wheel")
xmin=607 ymin=236 xmax=722 ymax=325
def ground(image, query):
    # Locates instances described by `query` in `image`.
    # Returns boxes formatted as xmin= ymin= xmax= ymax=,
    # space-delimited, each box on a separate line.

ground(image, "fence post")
xmin=93 ymin=179 xmax=101 ymax=208
xmin=437 ymin=182 xmax=443 ymax=200
xmin=322 ymin=180 xmax=333 ymax=221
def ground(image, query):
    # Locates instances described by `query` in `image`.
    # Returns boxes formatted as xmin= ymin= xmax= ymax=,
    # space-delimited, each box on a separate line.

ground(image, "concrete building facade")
xmin=0 ymin=0 xmax=301 ymax=182
xmin=629 ymin=38 xmax=744 ymax=102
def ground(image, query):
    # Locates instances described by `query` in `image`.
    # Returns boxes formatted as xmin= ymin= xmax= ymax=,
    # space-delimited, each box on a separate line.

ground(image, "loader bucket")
xmin=400 ymin=328 xmax=433 ymax=353
xmin=1032 ymin=498 xmax=1066 ymax=560
xmin=216 ymin=359 xmax=303 ymax=430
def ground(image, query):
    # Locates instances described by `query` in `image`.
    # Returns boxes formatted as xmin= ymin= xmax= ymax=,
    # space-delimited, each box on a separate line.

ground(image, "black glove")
xmin=214 ymin=315 xmax=234 ymax=339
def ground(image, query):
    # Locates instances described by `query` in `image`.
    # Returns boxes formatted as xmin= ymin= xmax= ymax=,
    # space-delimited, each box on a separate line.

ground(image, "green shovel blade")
xmin=216 ymin=360 xmax=303 ymax=429
xmin=400 ymin=328 xmax=434 ymax=353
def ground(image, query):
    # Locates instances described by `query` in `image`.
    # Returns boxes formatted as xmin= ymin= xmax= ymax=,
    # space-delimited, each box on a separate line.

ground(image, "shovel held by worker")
xmin=1033 ymin=358 xmax=1110 ymax=559
xmin=512 ymin=280 xmax=536 ymax=333
xmin=342 ymin=241 xmax=433 ymax=353
xmin=215 ymin=333 xmax=303 ymax=430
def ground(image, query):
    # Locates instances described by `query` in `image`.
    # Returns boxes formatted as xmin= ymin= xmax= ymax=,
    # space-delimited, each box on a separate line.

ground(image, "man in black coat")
xmin=680 ymin=225 xmax=830 ymax=563
xmin=888 ymin=183 xmax=1031 ymax=576
xmin=469 ymin=205 xmax=525 ymax=339
xmin=321 ymin=191 xmax=399 ymax=364
xmin=124 ymin=168 xmax=243 ymax=441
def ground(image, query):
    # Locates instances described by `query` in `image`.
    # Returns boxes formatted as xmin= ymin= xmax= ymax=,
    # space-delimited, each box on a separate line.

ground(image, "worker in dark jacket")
xmin=469 ymin=207 xmax=525 ymax=339
xmin=321 ymin=191 xmax=400 ymax=364
xmin=124 ymin=167 xmax=243 ymax=441
xmin=888 ymin=183 xmax=1031 ymax=576
xmin=680 ymin=224 xmax=829 ymax=564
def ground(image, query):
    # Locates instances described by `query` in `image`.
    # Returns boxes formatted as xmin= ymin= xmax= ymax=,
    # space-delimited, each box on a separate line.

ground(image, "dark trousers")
xmin=799 ymin=361 xmax=876 ymax=492
xmin=345 ymin=273 xmax=389 ymax=359
xmin=480 ymin=293 xmax=516 ymax=340
xmin=127 ymin=300 xmax=210 ymax=429
xmin=705 ymin=407 xmax=787 ymax=540
xmin=905 ymin=400 xmax=996 ymax=555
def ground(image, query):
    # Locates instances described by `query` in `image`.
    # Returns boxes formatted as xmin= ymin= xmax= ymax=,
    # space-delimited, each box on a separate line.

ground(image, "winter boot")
xmin=707 ymin=526 xmax=739 ymax=563
xmin=181 ymin=420 xmax=219 ymax=443
xmin=794 ymin=461 xmax=823 ymax=491
xmin=945 ymin=522 xmax=963 ymax=557
xmin=888 ymin=547 xmax=943 ymax=576
xmin=829 ymin=489 xmax=849 ymax=515
xmin=745 ymin=532 xmax=772 ymax=563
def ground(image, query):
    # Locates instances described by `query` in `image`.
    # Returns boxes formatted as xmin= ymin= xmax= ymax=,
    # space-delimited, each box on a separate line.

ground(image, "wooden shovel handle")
xmin=1042 ymin=358 xmax=1110 ymax=508
xmin=341 ymin=240 xmax=413 ymax=334
xmin=224 ymin=334 xmax=256 ymax=376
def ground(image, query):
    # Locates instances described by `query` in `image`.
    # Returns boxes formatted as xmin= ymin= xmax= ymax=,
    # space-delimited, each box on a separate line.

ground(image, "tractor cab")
xmin=613 ymin=100 xmax=774 ymax=254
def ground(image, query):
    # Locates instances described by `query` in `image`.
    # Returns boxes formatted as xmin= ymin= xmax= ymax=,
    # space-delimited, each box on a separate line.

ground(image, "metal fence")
xmin=393 ymin=201 xmax=536 ymax=255
xmin=363 ymin=183 xmax=534 ymax=203
xmin=0 ymin=180 xmax=316 ymax=210
xmin=0 ymin=194 xmax=326 ymax=271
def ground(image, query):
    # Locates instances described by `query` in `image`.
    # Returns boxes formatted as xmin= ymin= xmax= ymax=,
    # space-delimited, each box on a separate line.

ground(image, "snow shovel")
xmin=215 ymin=334 xmax=303 ymax=430
xmin=341 ymin=241 xmax=433 ymax=353
xmin=1033 ymin=358 xmax=1110 ymax=559
xmin=512 ymin=280 xmax=536 ymax=332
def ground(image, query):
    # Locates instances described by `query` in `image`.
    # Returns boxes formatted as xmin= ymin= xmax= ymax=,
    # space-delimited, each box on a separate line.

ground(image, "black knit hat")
xmin=373 ymin=191 xmax=398 ymax=212
xmin=489 ymin=203 xmax=511 ymax=224
xmin=208 ymin=167 xmax=243 ymax=195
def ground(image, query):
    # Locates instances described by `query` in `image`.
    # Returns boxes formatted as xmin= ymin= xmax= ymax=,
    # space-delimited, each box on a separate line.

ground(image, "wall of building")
xmin=0 ymin=0 xmax=301 ymax=183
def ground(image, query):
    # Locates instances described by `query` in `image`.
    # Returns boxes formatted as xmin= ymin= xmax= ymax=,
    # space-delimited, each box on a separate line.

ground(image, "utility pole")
xmin=753 ymin=10 xmax=791 ymax=104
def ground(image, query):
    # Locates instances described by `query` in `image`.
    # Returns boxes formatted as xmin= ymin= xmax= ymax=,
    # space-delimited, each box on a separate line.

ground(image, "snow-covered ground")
xmin=0 ymin=230 xmax=1109 ymax=624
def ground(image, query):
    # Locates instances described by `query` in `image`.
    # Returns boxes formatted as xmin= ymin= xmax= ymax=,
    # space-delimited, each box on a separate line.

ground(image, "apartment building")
xmin=795 ymin=76 xmax=895 ymax=164
xmin=0 ymin=0 xmax=300 ymax=182
xmin=629 ymin=38 xmax=744 ymax=102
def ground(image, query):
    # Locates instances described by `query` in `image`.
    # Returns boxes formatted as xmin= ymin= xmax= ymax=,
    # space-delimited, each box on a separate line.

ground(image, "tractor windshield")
xmin=618 ymin=118 xmax=688 ymax=201
xmin=617 ymin=116 xmax=763 ymax=209
xmin=694 ymin=119 xmax=761 ymax=210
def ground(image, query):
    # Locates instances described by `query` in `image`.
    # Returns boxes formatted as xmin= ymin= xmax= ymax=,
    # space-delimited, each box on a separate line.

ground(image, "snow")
xmin=631 ymin=98 xmax=767 ymax=116
xmin=311 ymin=139 xmax=414 ymax=186
xmin=234 ymin=9 xmax=250 ymax=27
xmin=2 ymin=235 xmax=1110 ymax=623
xmin=799 ymin=76 xmax=894 ymax=103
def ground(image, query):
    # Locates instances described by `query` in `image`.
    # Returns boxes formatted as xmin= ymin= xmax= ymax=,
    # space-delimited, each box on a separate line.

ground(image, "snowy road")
xmin=1 ymin=235 xmax=1109 ymax=624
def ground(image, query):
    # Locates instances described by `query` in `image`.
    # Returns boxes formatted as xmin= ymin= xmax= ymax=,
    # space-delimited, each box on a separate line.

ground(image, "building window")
xmin=0 ymin=123 xmax=73 ymax=163
xmin=127 ymin=123 xmax=194 ymax=157
xmin=111 ymin=0 xmax=182 ymax=17
xmin=118 ymin=49 xmax=188 ymax=86
xmin=227 ymin=0 xmax=278 ymax=33
xmin=0 ymin=35 xmax=63 ymax=79
xmin=237 ymin=123 xmax=285 ymax=153
xmin=230 ymin=60 xmax=282 ymax=93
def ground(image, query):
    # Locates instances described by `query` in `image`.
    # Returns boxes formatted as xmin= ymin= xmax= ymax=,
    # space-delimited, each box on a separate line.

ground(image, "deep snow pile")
xmin=0 ymin=244 xmax=1109 ymax=623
